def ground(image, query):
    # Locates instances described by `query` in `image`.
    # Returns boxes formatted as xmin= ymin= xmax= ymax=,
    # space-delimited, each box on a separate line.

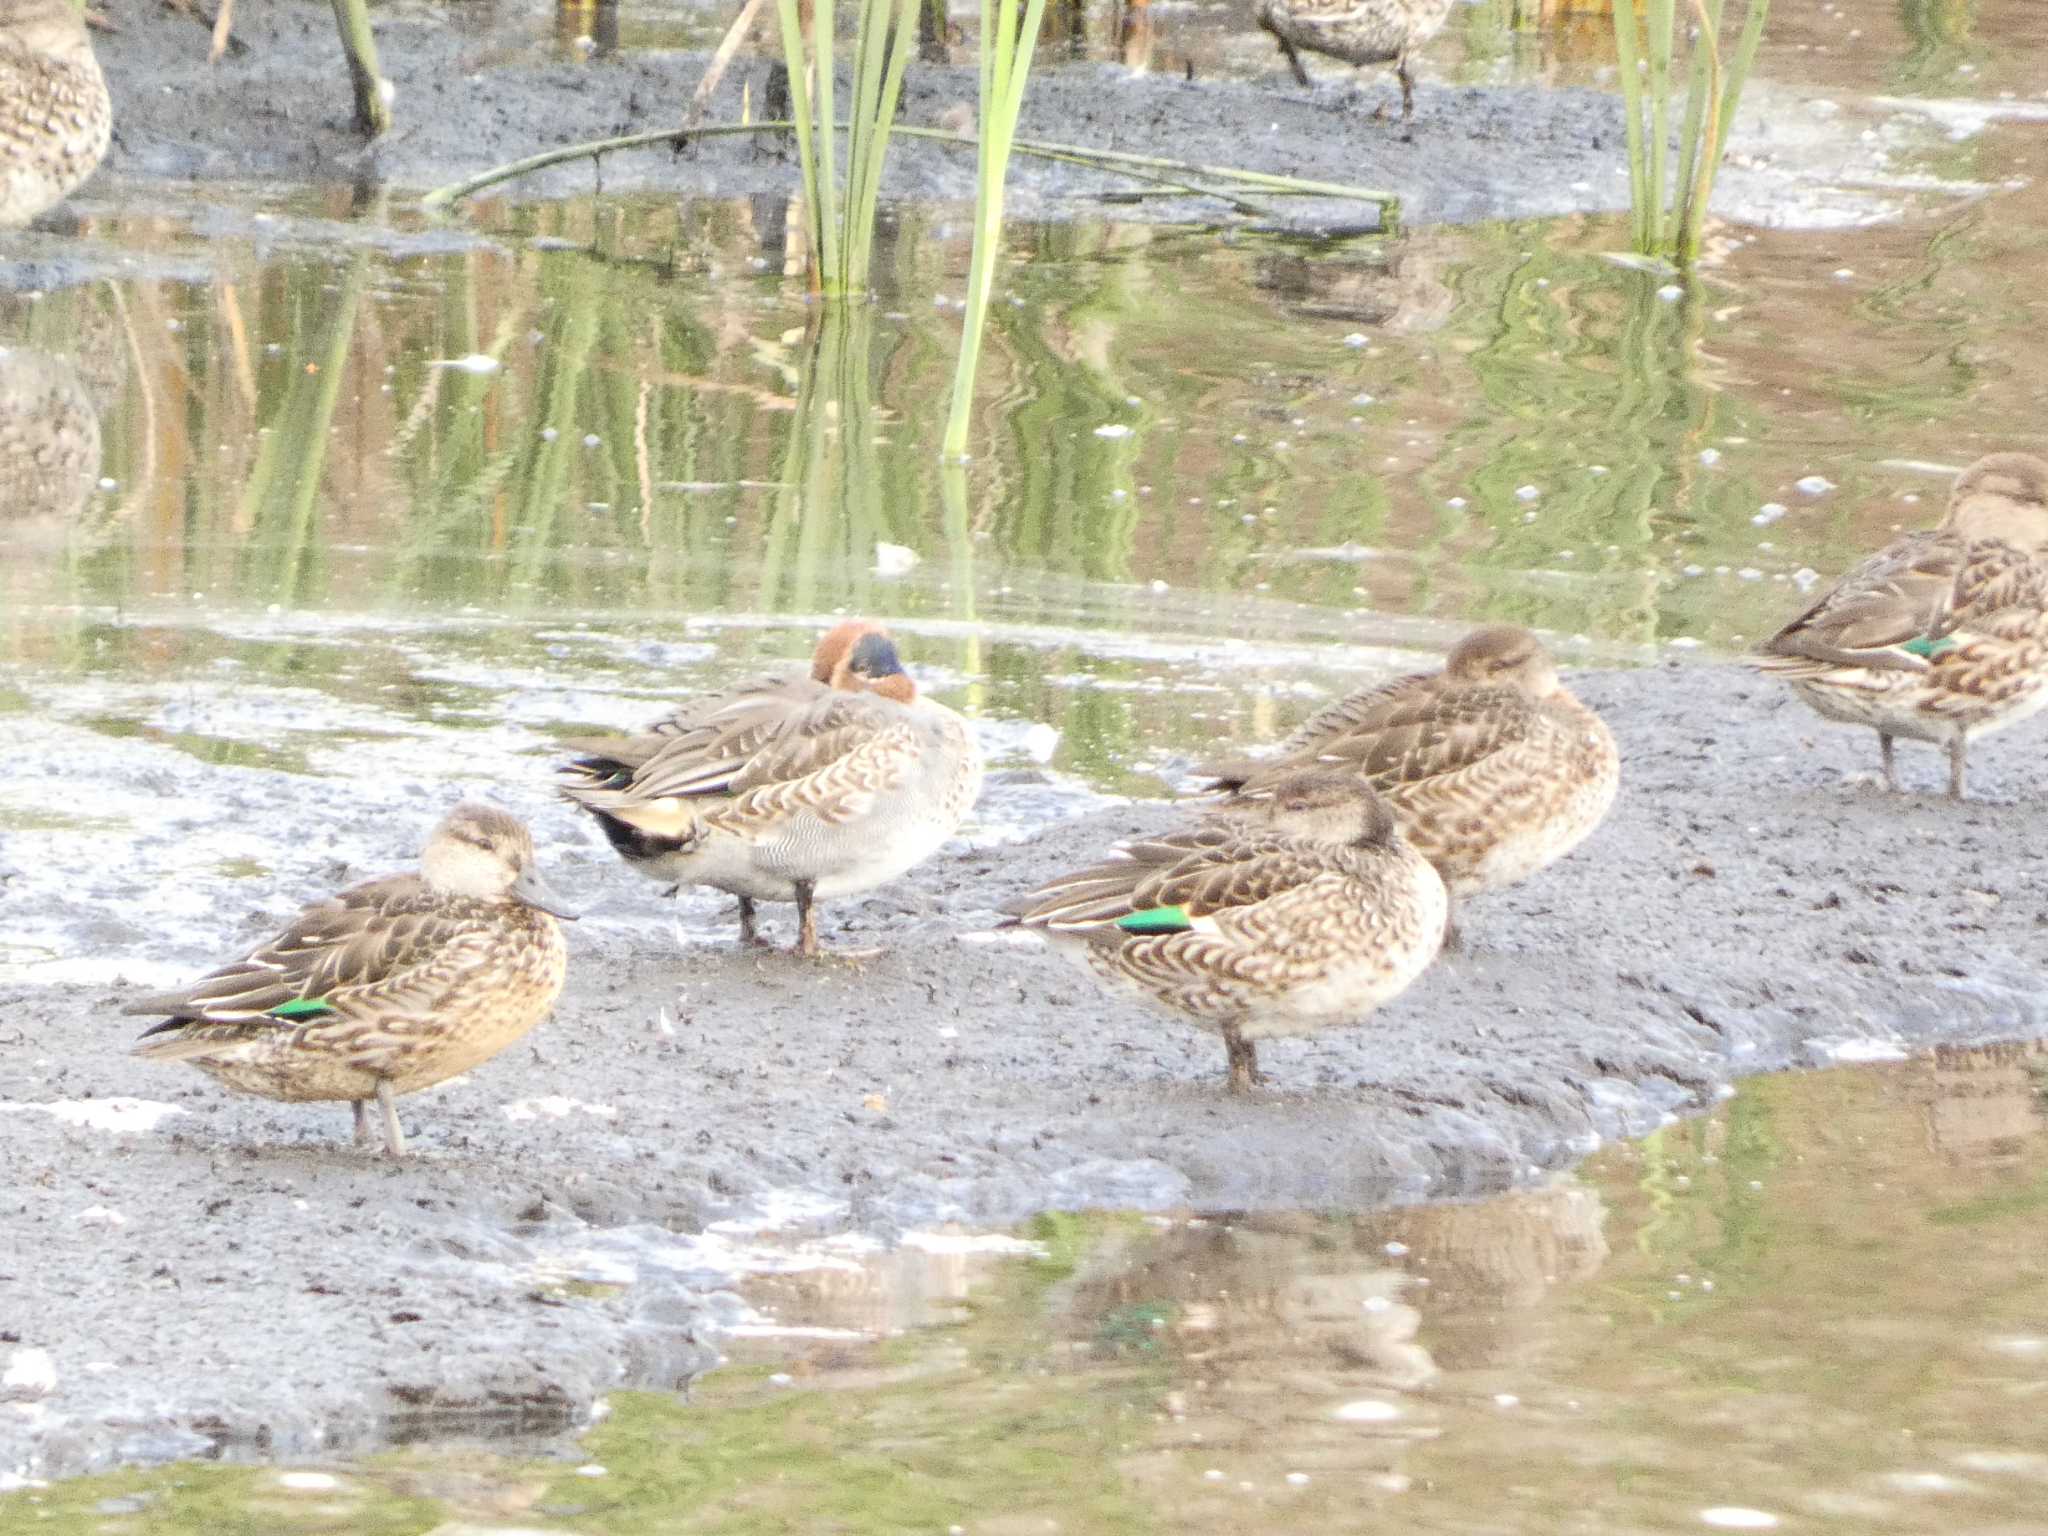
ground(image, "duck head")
xmin=811 ymin=619 xmax=918 ymax=704
xmin=1944 ymin=452 xmax=2048 ymax=553
xmin=1444 ymin=624 xmax=1558 ymax=698
xmin=420 ymin=802 xmax=578 ymax=918
xmin=1242 ymin=767 xmax=1397 ymax=850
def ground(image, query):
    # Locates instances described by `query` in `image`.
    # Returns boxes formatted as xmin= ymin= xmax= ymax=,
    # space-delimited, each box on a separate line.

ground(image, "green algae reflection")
xmin=13 ymin=1045 xmax=2048 ymax=1533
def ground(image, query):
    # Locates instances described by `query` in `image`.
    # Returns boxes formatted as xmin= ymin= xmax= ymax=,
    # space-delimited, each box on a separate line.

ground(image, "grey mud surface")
xmin=89 ymin=0 xmax=1627 ymax=226
xmin=5 ymin=661 xmax=2047 ymax=1480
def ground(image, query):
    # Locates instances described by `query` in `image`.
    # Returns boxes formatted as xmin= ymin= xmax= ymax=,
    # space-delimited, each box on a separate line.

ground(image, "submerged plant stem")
xmin=420 ymin=124 xmax=1394 ymax=217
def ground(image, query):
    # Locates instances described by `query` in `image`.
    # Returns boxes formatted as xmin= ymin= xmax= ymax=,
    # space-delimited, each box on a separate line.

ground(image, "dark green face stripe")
xmin=268 ymin=997 xmax=336 ymax=1020
xmin=1901 ymin=634 xmax=1957 ymax=659
xmin=1115 ymin=905 xmax=1194 ymax=935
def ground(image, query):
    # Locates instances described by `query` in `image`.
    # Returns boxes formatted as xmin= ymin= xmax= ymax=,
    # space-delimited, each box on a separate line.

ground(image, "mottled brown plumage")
xmin=0 ymin=0 xmax=110 ymax=227
xmin=559 ymin=621 xmax=983 ymax=955
xmin=1006 ymin=769 xmax=1446 ymax=1093
xmin=1204 ymin=626 xmax=1619 ymax=924
xmin=1753 ymin=452 xmax=2048 ymax=798
xmin=1254 ymin=0 xmax=1452 ymax=119
xmin=128 ymin=804 xmax=574 ymax=1156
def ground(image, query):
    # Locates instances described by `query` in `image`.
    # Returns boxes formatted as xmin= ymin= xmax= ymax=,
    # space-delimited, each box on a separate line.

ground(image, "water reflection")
xmin=6 ymin=182 xmax=2047 ymax=656
xmin=14 ymin=1042 xmax=2045 ymax=1530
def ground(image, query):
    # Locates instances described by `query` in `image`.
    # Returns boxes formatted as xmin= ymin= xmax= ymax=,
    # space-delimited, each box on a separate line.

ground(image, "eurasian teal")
xmin=559 ymin=621 xmax=984 ymax=956
xmin=128 ymin=803 xmax=574 ymax=1156
xmin=1753 ymin=452 xmax=2048 ymax=798
xmin=1005 ymin=767 xmax=1446 ymax=1093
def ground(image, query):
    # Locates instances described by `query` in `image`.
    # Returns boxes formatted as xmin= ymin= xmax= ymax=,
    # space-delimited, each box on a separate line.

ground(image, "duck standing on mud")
xmin=1752 ymin=451 xmax=2048 ymax=798
xmin=1201 ymin=625 xmax=1619 ymax=943
xmin=127 ymin=803 xmax=576 ymax=1157
xmin=1253 ymin=0 xmax=1452 ymax=121
xmin=0 ymin=0 xmax=111 ymax=226
xmin=558 ymin=621 xmax=984 ymax=956
xmin=1004 ymin=768 xmax=1446 ymax=1093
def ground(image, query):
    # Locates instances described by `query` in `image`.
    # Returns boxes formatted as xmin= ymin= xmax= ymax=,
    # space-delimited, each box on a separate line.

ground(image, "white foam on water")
xmin=1699 ymin=1509 xmax=1780 ymax=1529
xmin=1814 ymin=1038 xmax=1909 ymax=1063
xmin=1333 ymin=1399 xmax=1400 ymax=1423
xmin=898 ymin=1231 xmax=1046 ymax=1257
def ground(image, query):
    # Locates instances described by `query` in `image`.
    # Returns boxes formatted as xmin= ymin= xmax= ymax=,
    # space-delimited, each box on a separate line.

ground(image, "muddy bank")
xmin=3 ymin=659 xmax=2045 ymax=1481
xmin=86 ymin=0 xmax=1627 ymax=226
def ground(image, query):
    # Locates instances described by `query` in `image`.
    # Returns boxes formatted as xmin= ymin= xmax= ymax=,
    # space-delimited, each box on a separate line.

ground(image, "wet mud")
xmin=89 ymin=0 xmax=1626 ymax=225
xmin=4 ymin=661 xmax=2045 ymax=1481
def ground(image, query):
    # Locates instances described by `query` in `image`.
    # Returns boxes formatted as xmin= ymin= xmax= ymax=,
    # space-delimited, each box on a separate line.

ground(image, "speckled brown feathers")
xmin=0 ymin=0 xmax=110 ymax=227
xmin=1254 ymin=0 xmax=1453 ymax=118
xmin=1007 ymin=769 xmax=1446 ymax=1093
xmin=1754 ymin=452 xmax=2048 ymax=797
xmin=1206 ymin=626 xmax=1620 ymax=905
xmin=129 ymin=804 xmax=572 ymax=1156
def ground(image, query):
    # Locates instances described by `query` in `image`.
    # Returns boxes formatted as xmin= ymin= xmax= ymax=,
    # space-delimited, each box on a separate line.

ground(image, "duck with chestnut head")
xmin=1004 ymin=767 xmax=1446 ymax=1093
xmin=1753 ymin=452 xmax=2048 ymax=799
xmin=559 ymin=620 xmax=984 ymax=955
xmin=127 ymin=803 xmax=575 ymax=1157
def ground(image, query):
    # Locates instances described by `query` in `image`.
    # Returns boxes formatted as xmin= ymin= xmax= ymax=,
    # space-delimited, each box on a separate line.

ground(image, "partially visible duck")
xmin=128 ymin=803 xmax=575 ymax=1157
xmin=559 ymin=621 xmax=984 ymax=955
xmin=1253 ymin=0 xmax=1453 ymax=120
xmin=0 ymin=0 xmax=111 ymax=227
xmin=1004 ymin=767 xmax=1446 ymax=1093
xmin=1753 ymin=452 xmax=2048 ymax=798
xmin=1204 ymin=625 xmax=1619 ymax=931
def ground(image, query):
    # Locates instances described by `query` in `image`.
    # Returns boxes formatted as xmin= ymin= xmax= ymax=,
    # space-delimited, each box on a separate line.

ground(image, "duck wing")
xmin=1006 ymin=825 xmax=1335 ymax=931
xmin=559 ymin=672 xmax=830 ymax=804
xmin=1228 ymin=682 xmax=1549 ymax=800
xmin=126 ymin=876 xmax=487 ymax=1051
xmin=1756 ymin=530 xmax=1976 ymax=672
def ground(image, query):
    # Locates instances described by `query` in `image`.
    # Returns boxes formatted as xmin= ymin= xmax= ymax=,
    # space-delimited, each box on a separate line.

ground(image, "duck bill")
xmin=512 ymin=866 xmax=580 ymax=921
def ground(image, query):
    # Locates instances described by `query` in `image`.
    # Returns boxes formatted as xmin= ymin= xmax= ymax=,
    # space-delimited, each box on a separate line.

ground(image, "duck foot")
xmin=1224 ymin=1029 xmax=1265 ymax=1094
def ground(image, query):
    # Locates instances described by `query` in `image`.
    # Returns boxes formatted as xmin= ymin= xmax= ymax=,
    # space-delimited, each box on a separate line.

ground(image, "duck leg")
xmin=736 ymin=895 xmax=765 ymax=947
xmin=1947 ymin=735 xmax=1969 ymax=800
xmin=375 ymin=1080 xmax=406 ymax=1157
xmin=1397 ymin=53 xmax=1415 ymax=119
xmin=1439 ymin=896 xmax=1464 ymax=955
xmin=794 ymin=879 xmax=820 ymax=957
xmin=1223 ymin=1026 xmax=1262 ymax=1094
xmin=352 ymin=1099 xmax=374 ymax=1146
xmin=1270 ymin=30 xmax=1313 ymax=87
xmin=1878 ymin=731 xmax=1900 ymax=792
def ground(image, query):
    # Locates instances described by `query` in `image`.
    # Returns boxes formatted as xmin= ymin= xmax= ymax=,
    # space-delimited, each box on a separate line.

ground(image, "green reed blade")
xmin=843 ymin=0 xmax=922 ymax=295
xmin=773 ymin=0 xmax=826 ymax=282
xmin=816 ymin=0 xmax=842 ymax=289
xmin=1645 ymin=0 xmax=1675 ymax=250
xmin=1672 ymin=0 xmax=1724 ymax=237
xmin=941 ymin=0 xmax=1048 ymax=459
xmin=1609 ymin=0 xmax=1650 ymax=251
xmin=1715 ymin=0 xmax=1769 ymax=166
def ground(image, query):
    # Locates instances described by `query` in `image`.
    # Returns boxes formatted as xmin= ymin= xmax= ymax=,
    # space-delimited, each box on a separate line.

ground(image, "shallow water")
xmin=8 ymin=1041 xmax=2047 ymax=1531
